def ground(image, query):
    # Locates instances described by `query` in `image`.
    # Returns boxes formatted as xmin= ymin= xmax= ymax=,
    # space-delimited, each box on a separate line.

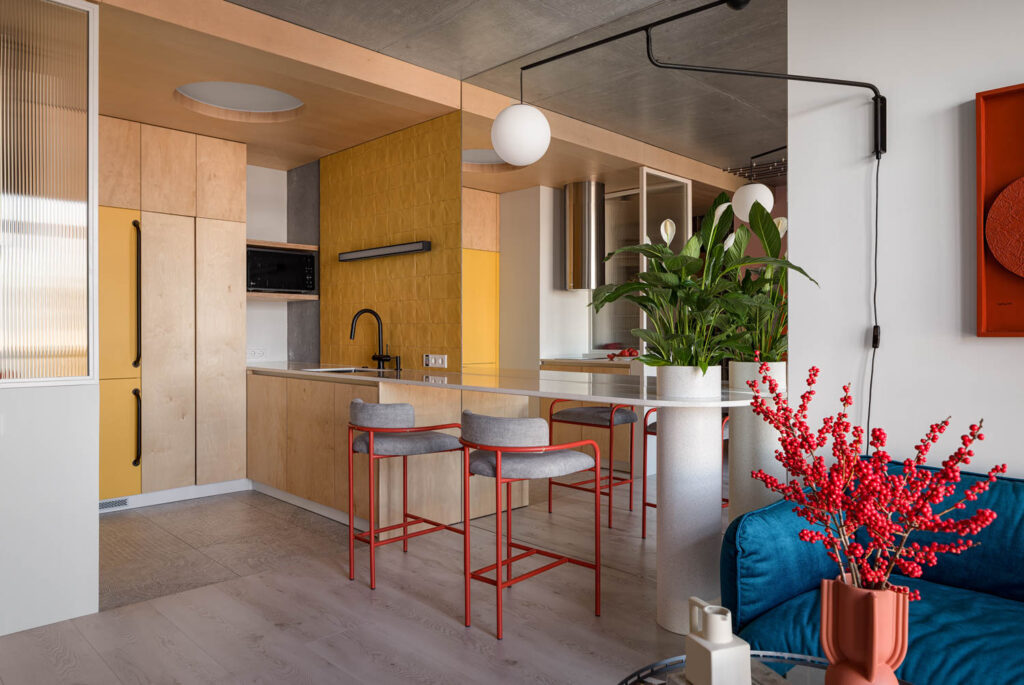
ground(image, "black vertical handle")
xmin=132 ymin=388 xmax=142 ymax=467
xmin=132 ymin=219 xmax=142 ymax=368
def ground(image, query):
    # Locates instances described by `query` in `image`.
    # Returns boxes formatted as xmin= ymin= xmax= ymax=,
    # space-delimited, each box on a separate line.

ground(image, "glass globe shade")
xmin=490 ymin=103 xmax=551 ymax=166
xmin=731 ymin=183 xmax=775 ymax=222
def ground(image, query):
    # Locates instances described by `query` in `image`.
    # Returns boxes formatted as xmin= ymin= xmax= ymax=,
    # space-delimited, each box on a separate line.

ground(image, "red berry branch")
xmin=747 ymin=355 xmax=1006 ymax=600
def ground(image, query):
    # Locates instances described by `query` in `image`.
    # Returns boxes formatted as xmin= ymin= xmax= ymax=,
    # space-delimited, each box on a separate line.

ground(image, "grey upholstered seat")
xmin=552 ymin=405 xmax=638 ymax=427
xmin=468 ymin=449 xmax=594 ymax=479
xmin=462 ymin=410 xmax=595 ymax=480
xmin=352 ymin=431 xmax=462 ymax=456
xmin=349 ymin=398 xmax=461 ymax=455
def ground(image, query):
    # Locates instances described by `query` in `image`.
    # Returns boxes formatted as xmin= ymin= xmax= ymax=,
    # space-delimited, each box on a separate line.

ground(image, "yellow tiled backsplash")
xmin=320 ymin=112 xmax=462 ymax=370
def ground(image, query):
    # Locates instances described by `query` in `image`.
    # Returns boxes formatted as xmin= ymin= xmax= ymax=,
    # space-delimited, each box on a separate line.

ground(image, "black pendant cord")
xmin=866 ymin=156 xmax=882 ymax=442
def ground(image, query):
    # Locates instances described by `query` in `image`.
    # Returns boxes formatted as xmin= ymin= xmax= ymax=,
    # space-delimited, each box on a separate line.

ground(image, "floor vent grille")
xmin=99 ymin=498 xmax=129 ymax=511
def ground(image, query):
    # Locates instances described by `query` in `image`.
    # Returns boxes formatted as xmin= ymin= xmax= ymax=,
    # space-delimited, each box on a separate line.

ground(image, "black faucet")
xmin=350 ymin=308 xmax=393 ymax=371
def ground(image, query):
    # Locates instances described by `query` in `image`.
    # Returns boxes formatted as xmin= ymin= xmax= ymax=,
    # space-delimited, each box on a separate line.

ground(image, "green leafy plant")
xmin=591 ymin=193 xmax=814 ymax=373
xmin=733 ymin=201 xmax=804 ymax=362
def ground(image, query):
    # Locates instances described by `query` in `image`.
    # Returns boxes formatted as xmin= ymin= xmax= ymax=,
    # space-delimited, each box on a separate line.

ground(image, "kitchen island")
xmin=247 ymin=362 xmax=755 ymax=634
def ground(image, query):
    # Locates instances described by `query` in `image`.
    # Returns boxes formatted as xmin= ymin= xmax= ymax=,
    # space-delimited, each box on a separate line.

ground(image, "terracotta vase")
xmin=820 ymin=578 xmax=909 ymax=685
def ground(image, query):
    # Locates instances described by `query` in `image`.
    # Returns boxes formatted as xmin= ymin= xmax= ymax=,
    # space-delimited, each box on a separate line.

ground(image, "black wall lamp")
xmin=517 ymin=0 xmax=886 ymax=160
xmin=338 ymin=240 xmax=431 ymax=262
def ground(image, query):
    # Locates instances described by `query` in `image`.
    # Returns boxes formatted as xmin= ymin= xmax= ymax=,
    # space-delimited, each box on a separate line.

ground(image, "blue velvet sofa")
xmin=721 ymin=467 xmax=1024 ymax=685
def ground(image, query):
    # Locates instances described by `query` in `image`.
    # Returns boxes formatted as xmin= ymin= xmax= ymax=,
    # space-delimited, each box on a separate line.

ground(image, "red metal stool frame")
xmin=546 ymin=400 xmax=636 ymax=528
xmin=640 ymin=410 xmax=730 ymax=539
xmin=461 ymin=436 xmax=602 ymax=640
xmin=347 ymin=421 xmax=463 ymax=589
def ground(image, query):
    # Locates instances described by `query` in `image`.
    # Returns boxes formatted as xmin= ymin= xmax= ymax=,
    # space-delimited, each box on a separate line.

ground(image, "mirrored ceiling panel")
xmin=465 ymin=0 xmax=787 ymax=170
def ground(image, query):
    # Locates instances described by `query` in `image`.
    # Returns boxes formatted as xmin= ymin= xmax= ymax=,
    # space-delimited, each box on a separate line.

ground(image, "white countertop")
xmin=247 ymin=362 xmax=756 ymax=408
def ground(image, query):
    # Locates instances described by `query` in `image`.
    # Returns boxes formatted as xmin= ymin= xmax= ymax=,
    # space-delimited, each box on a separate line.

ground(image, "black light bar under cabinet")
xmin=337 ymin=241 xmax=431 ymax=262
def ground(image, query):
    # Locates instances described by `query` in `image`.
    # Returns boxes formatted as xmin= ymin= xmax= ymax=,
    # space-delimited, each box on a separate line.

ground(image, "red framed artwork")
xmin=977 ymin=83 xmax=1024 ymax=336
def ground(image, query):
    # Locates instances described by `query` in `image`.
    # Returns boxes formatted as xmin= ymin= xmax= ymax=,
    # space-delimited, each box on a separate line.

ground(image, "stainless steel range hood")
xmin=564 ymin=181 xmax=605 ymax=290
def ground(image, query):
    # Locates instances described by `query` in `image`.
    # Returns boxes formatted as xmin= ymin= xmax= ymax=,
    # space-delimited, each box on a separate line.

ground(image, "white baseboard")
xmin=99 ymin=479 xmax=253 ymax=513
xmin=251 ymin=481 xmax=368 ymax=530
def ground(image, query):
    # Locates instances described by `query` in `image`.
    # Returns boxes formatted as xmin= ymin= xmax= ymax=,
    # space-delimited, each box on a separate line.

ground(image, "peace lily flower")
xmin=713 ymin=201 xmax=732 ymax=228
xmin=723 ymin=232 xmax=736 ymax=251
xmin=775 ymin=216 xmax=788 ymax=239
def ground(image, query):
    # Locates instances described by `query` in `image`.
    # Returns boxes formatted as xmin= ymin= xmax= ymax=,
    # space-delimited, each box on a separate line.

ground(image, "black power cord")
xmin=865 ymin=155 xmax=882 ymax=441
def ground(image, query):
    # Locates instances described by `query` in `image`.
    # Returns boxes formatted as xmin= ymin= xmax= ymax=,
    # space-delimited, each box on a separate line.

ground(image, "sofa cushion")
xmin=890 ymin=466 xmax=1024 ymax=601
xmin=722 ymin=498 xmax=836 ymax=631
xmin=739 ymin=577 xmax=1024 ymax=685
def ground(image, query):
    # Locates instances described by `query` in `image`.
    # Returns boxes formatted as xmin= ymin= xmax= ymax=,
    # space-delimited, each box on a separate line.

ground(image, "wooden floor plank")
xmin=74 ymin=602 xmax=229 ymax=684
xmin=0 ymin=622 xmax=123 ymax=685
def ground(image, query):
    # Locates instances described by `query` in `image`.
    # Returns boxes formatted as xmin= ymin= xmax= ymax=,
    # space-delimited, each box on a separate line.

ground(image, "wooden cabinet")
xmin=99 ymin=117 xmax=140 ymax=209
xmin=140 ymin=211 xmax=196 ymax=493
xmin=98 ymin=119 xmax=247 ymax=499
xmin=98 ymin=207 xmax=141 ymax=381
xmin=141 ymin=124 xmax=196 ymax=216
xmin=99 ymin=378 xmax=142 ymax=500
xmin=333 ymin=382 xmax=379 ymax=518
xmin=196 ymin=218 xmax=247 ymax=485
xmin=461 ymin=188 xmax=498 ymax=251
xmin=285 ymin=379 xmax=335 ymax=506
xmin=247 ymin=373 xmax=287 ymax=490
xmin=197 ymin=135 xmax=246 ymax=222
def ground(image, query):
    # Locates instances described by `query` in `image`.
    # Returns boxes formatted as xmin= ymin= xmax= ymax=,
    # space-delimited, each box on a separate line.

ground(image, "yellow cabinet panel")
xmin=461 ymin=249 xmax=499 ymax=366
xmin=100 ymin=378 xmax=142 ymax=500
xmin=98 ymin=207 xmax=141 ymax=380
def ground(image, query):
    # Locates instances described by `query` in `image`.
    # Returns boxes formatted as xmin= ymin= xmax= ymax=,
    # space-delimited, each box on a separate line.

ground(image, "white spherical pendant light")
xmin=731 ymin=183 xmax=775 ymax=222
xmin=490 ymin=103 xmax=551 ymax=166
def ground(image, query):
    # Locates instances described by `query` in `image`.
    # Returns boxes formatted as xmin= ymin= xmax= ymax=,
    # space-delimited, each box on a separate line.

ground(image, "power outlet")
xmin=425 ymin=375 xmax=448 ymax=384
xmin=422 ymin=354 xmax=447 ymax=368
xmin=247 ymin=348 xmax=267 ymax=361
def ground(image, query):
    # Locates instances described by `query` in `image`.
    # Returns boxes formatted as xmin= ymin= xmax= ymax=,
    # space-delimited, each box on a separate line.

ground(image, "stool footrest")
xmin=469 ymin=541 xmax=596 ymax=589
xmin=353 ymin=514 xmax=463 ymax=546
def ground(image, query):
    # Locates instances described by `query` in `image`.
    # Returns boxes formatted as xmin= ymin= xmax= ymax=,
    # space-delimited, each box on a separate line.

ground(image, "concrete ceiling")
xmin=227 ymin=0 xmax=786 ymax=170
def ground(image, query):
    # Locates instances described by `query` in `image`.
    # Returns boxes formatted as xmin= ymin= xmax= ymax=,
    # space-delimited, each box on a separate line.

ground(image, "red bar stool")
xmin=640 ymin=410 xmax=730 ymax=539
xmin=460 ymin=410 xmax=601 ymax=639
xmin=347 ymin=398 xmax=463 ymax=589
xmin=546 ymin=400 xmax=638 ymax=528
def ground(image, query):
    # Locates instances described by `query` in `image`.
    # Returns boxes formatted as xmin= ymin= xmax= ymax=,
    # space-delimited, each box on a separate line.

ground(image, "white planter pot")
xmin=654 ymin=365 xmax=722 ymax=633
xmin=727 ymin=360 xmax=787 ymax=522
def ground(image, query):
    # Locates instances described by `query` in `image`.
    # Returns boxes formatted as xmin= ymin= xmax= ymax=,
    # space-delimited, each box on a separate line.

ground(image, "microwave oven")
xmin=246 ymin=247 xmax=317 ymax=294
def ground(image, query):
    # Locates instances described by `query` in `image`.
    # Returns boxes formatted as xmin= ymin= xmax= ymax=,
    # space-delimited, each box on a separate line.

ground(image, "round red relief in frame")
xmin=986 ymin=177 xmax=1024 ymax=278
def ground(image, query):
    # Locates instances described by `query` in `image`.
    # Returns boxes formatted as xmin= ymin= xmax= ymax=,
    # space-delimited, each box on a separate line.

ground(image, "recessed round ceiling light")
xmin=174 ymin=81 xmax=304 ymax=123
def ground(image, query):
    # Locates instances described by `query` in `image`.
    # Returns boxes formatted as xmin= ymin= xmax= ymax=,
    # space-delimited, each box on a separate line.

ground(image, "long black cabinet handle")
xmin=132 ymin=219 xmax=141 ymax=368
xmin=132 ymin=388 xmax=142 ymax=467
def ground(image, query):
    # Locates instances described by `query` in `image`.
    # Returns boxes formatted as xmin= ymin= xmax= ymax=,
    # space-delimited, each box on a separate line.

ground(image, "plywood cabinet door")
xmin=196 ymin=218 xmax=246 ymax=484
xmin=196 ymin=135 xmax=246 ymax=222
xmin=98 ymin=206 xmax=141 ymax=380
xmin=99 ymin=378 xmax=142 ymax=500
xmin=99 ymin=116 xmax=140 ymax=209
xmin=141 ymin=125 xmax=196 ymax=216
xmin=140 ymin=211 xmax=196 ymax=492
xmin=247 ymin=373 xmax=287 ymax=490
xmin=286 ymin=379 xmax=335 ymax=506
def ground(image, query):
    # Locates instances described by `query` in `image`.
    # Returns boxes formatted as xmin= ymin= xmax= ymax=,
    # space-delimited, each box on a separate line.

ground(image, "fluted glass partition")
xmin=0 ymin=0 xmax=91 ymax=380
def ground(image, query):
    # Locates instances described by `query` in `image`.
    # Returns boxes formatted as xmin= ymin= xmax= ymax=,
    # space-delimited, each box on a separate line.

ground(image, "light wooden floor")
xmin=0 ymin=476 xmax=730 ymax=684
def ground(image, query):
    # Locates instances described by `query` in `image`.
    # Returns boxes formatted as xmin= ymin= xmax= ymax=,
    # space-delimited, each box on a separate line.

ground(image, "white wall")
xmin=499 ymin=186 xmax=589 ymax=370
xmin=245 ymin=165 xmax=288 ymax=362
xmin=0 ymin=384 xmax=99 ymax=635
xmin=788 ymin=0 xmax=1024 ymax=475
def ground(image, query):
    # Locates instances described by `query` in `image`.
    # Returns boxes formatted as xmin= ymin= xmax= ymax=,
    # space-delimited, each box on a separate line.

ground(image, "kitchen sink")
xmin=302 ymin=367 xmax=374 ymax=374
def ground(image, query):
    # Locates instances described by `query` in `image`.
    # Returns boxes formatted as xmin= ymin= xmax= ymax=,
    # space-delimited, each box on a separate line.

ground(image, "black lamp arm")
xmin=642 ymin=28 xmax=886 ymax=159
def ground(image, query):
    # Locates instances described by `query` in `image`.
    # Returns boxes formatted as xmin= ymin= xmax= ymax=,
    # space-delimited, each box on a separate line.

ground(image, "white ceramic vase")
xmin=727 ymin=360 xmax=786 ymax=522
xmin=654 ymin=365 xmax=722 ymax=633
